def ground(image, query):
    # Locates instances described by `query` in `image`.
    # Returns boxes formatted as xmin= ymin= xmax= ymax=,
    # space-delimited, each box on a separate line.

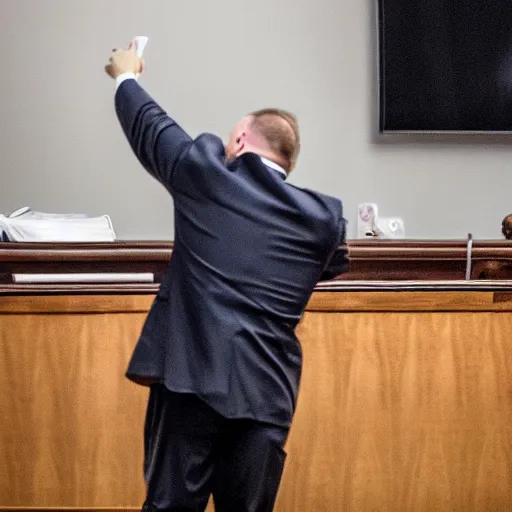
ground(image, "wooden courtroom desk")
xmin=1 ymin=240 xmax=512 ymax=511
xmin=1 ymin=280 xmax=512 ymax=512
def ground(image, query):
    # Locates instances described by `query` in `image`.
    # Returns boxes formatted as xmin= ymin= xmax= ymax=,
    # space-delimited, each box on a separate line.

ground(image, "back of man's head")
xmin=249 ymin=108 xmax=301 ymax=173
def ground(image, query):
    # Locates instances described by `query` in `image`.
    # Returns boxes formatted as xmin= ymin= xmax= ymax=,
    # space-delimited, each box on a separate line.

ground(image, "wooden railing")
xmin=1 ymin=239 xmax=512 ymax=295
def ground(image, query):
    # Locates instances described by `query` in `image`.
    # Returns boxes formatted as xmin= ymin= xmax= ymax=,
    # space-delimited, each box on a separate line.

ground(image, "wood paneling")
xmin=281 ymin=310 xmax=512 ymax=511
xmin=1 ymin=291 xmax=512 ymax=314
xmin=0 ymin=510 xmax=139 ymax=512
xmin=308 ymin=291 xmax=512 ymax=311
xmin=0 ymin=309 xmax=149 ymax=508
xmin=0 ymin=294 xmax=154 ymax=313
xmin=1 ymin=291 xmax=512 ymax=511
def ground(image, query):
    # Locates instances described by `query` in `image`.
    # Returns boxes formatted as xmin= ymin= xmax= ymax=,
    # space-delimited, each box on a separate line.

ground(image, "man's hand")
xmin=105 ymin=41 xmax=144 ymax=79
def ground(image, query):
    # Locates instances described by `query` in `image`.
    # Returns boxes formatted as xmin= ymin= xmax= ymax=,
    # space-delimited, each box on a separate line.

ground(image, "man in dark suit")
xmin=105 ymin=42 xmax=348 ymax=512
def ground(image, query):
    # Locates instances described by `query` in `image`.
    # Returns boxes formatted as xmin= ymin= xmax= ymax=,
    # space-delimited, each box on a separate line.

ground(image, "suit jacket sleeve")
xmin=115 ymin=79 xmax=193 ymax=192
xmin=319 ymin=210 xmax=350 ymax=281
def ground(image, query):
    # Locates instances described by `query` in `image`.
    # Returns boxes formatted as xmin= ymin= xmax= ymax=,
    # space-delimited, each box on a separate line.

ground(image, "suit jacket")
xmin=116 ymin=79 xmax=349 ymax=427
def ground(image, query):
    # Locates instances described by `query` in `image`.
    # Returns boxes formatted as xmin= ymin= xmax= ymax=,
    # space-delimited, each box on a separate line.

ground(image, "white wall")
xmin=1 ymin=0 xmax=511 ymax=239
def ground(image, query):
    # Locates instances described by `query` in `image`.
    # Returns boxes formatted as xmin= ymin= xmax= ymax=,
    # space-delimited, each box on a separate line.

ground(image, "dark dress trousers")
xmin=115 ymin=79 xmax=349 ymax=511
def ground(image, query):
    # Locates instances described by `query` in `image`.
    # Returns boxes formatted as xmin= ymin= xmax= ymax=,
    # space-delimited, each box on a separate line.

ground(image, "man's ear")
xmin=235 ymin=132 xmax=247 ymax=155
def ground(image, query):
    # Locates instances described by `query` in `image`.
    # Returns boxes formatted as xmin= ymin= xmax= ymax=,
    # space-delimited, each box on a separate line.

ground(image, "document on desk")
xmin=0 ymin=207 xmax=116 ymax=242
xmin=12 ymin=273 xmax=154 ymax=283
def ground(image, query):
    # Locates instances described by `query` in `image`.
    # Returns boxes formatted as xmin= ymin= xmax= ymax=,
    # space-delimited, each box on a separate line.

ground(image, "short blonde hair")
xmin=250 ymin=108 xmax=301 ymax=173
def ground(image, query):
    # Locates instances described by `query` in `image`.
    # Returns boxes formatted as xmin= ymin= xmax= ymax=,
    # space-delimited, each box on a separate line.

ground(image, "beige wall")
xmin=1 ymin=0 xmax=511 ymax=239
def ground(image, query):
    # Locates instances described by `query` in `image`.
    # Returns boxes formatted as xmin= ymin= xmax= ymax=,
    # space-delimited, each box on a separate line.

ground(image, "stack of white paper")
xmin=12 ymin=273 xmax=153 ymax=284
xmin=0 ymin=207 xmax=116 ymax=242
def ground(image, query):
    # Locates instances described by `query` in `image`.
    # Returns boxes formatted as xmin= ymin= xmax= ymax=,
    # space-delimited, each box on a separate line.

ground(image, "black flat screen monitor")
xmin=379 ymin=1 xmax=512 ymax=132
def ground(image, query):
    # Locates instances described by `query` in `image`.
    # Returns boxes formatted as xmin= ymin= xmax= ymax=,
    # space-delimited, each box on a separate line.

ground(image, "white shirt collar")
xmin=260 ymin=157 xmax=287 ymax=179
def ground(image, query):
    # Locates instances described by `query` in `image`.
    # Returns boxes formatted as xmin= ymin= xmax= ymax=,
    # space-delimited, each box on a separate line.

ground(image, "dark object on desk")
xmin=502 ymin=214 xmax=512 ymax=240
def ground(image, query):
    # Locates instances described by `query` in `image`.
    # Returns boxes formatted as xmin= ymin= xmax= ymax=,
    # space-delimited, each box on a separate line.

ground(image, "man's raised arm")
xmin=105 ymin=43 xmax=192 ymax=191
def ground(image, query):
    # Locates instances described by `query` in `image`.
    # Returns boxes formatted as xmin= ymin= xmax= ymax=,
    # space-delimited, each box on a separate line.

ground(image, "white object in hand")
xmin=133 ymin=36 xmax=148 ymax=58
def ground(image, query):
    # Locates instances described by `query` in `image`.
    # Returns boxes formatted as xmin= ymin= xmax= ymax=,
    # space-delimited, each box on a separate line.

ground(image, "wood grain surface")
xmin=1 ymin=292 xmax=511 ymax=510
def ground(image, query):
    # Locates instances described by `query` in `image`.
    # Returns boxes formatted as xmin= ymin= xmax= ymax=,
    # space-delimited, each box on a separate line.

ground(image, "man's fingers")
xmin=106 ymin=42 xmax=141 ymax=77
